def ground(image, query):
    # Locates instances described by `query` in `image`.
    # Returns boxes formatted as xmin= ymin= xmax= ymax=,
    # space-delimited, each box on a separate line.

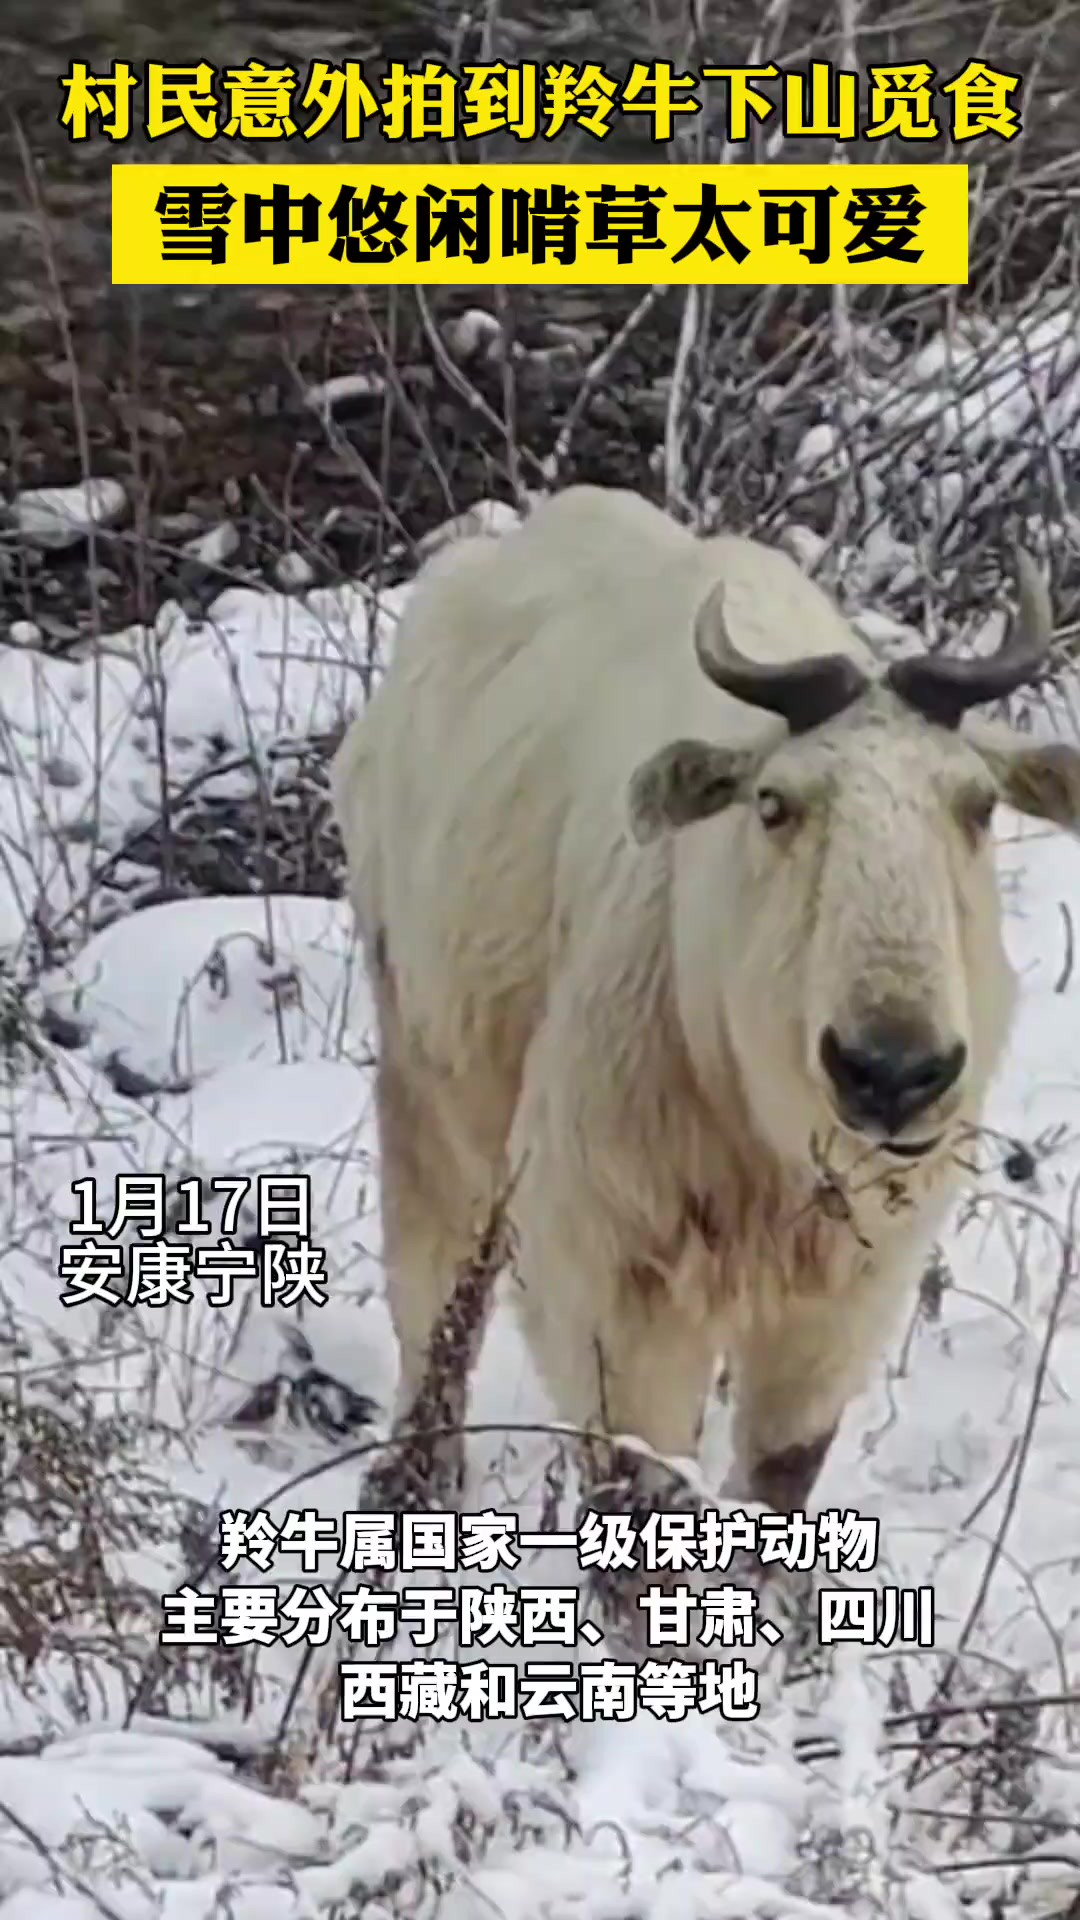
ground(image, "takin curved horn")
xmin=884 ymin=546 xmax=1054 ymax=730
xmin=693 ymin=581 xmax=871 ymax=736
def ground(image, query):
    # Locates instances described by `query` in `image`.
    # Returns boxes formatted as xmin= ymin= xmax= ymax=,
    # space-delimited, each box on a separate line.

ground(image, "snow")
xmin=10 ymin=480 xmax=127 ymax=553
xmin=274 ymin=553 xmax=317 ymax=593
xmin=0 ymin=575 xmax=408 ymax=949
xmin=443 ymin=306 xmax=503 ymax=362
xmin=6 ymin=622 xmax=44 ymax=650
xmin=302 ymin=373 xmax=387 ymax=417
xmin=46 ymin=892 xmax=366 ymax=1084
xmin=4 ymin=303 xmax=1080 ymax=1919
xmin=181 ymin=520 xmax=240 ymax=569
xmin=795 ymin=295 xmax=1080 ymax=474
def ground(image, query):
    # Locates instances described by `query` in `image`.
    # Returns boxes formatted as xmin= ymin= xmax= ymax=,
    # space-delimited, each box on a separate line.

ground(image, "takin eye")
xmin=755 ymin=787 xmax=795 ymax=831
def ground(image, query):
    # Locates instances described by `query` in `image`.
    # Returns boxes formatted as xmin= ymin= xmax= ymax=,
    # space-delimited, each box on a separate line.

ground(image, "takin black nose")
xmin=819 ymin=1021 xmax=967 ymax=1137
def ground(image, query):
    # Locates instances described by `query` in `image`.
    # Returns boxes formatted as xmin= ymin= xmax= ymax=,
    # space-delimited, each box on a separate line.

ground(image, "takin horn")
xmin=693 ymin=582 xmax=871 ymax=735
xmin=884 ymin=546 xmax=1053 ymax=729
xmin=693 ymin=547 xmax=1053 ymax=735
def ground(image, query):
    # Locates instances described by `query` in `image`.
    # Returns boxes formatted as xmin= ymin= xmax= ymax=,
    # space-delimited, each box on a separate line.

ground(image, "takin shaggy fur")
xmin=331 ymin=483 xmax=1080 ymax=1513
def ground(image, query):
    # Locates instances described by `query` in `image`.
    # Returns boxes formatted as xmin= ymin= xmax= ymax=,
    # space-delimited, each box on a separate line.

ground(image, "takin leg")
xmin=706 ymin=1279 xmax=908 ymax=1679
xmin=511 ymin=1252 xmax=720 ymax=1490
xmin=372 ymin=981 xmax=515 ymax=1503
xmin=509 ymin=1249 xmax=726 ymax=1650
xmin=513 ymin=1260 xmax=715 ymax=1457
xmin=724 ymin=1276 xmax=908 ymax=1512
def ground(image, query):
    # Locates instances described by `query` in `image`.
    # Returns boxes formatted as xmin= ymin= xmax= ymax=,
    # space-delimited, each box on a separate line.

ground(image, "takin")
xmin=331 ymin=483 xmax=1080 ymax=1515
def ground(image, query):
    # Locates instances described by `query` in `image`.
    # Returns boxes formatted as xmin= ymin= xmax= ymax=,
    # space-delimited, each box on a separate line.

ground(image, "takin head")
xmin=628 ymin=548 xmax=1080 ymax=1173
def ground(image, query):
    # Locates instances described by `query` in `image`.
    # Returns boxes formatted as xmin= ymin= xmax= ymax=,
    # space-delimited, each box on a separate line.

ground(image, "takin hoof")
xmin=574 ymin=1444 xmax=810 ymax=1676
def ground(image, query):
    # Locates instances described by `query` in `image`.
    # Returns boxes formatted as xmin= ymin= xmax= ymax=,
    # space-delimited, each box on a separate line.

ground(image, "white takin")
xmin=332 ymin=483 xmax=1079 ymax=1513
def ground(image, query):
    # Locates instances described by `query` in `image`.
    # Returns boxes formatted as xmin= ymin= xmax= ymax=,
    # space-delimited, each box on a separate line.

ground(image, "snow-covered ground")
xmin=3 ymin=305 xmax=1080 ymax=1920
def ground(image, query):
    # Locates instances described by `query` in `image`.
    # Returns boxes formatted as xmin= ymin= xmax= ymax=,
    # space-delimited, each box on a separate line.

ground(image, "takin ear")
xmin=627 ymin=739 xmax=752 ymax=844
xmin=995 ymin=740 xmax=1080 ymax=831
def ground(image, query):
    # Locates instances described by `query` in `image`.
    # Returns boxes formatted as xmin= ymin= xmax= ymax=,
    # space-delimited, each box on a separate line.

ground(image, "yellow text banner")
xmin=112 ymin=162 xmax=969 ymax=286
